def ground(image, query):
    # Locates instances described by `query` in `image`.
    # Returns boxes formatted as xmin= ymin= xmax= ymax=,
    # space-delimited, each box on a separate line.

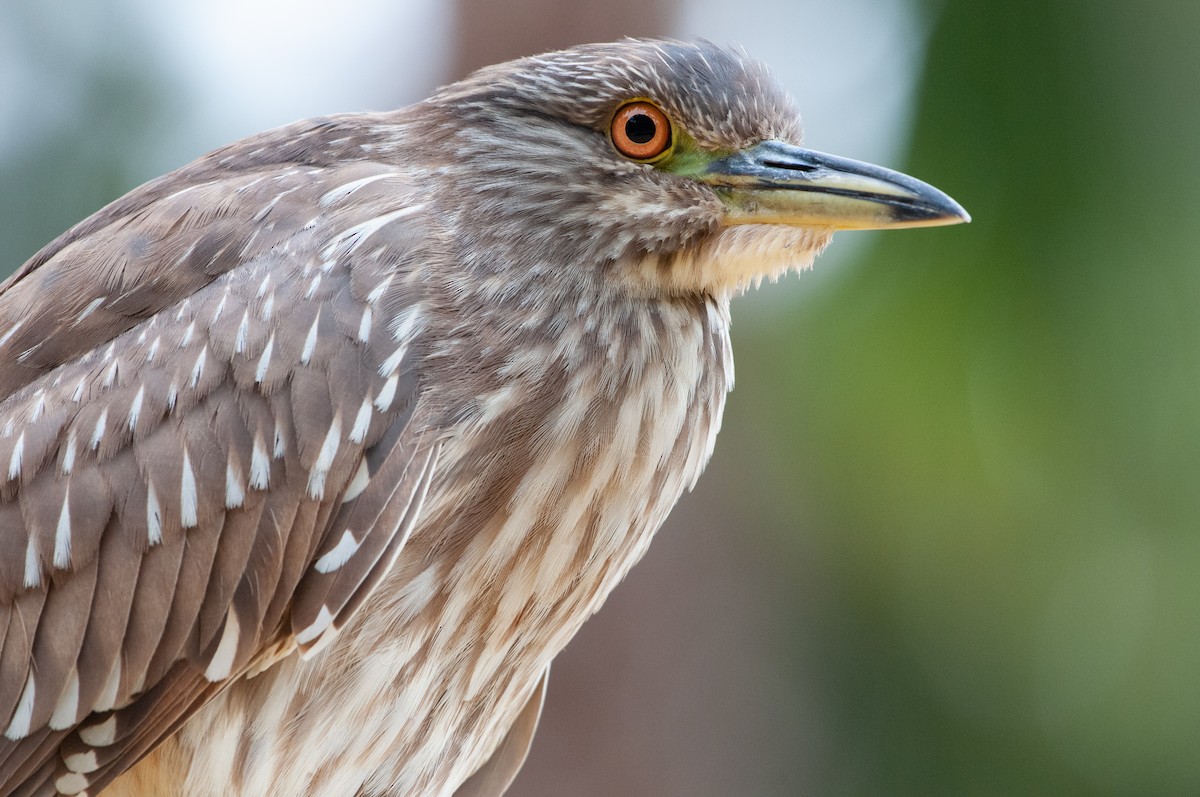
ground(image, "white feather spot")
xmin=374 ymin=374 xmax=399 ymax=412
xmin=89 ymin=408 xmax=108 ymax=451
xmin=127 ymin=385 xmax=145 ymax=431
xmin=204 ymin=611 xmax=241 ymax=682
xmin=147 ymin=482 xmax=163 ymax=545
xmin=4 ymin=670 xmax=35 ymax=740
xmin=235 ymin=310 xmax=250 ymax=354
xmin=189 ymin=346 xmax=208 ymax=388
xmin=15 ymin=345 xmax=38 ymax=364
xmin=0 ymin=319 xmax=25 ymax=348
xmin=71 ymin=378 xmax=86 ymax=403
xmin=261 ymin=291 xmax=275 ymax=321
xmin=256 ymin=274 xmax=271 ymax=298
xmin=22 ymin=535 xmax=40 ymax=589
xmin=102 ymin=343 xmax=115 ymax=362
xmin=273 ymin=422 xmax=286 ymax=459
xmin=94 ymin=659 xmax=121 ymax=713
xmin=342 ymin=459 xmax=369 ymax=503
xmin=49 ymin=668 xmax=80 ymax=730
xmin=305 ymin=273 xmax=322 ymax=299
xmin=76 ymin=296 xmax=105 ymax=323
xmin=249 ymin=436 xmax=270 ymax=489
xmin=211 ymin=290 xmax=229 ymax=324
xmin=166 ymin=383 xmax=178 ymax=411
xmin=325 ymin=205 xmax=423 ymax=260
xmin=378 ymin=344 xmax=408 ymax=377
xmin=54 ymin=487 xmax=72 ymax=568
xmin=314 ymin=530 xmax=361 ymax=573
xmin=366 ymin=276 xmax=393 ymax=305
xmin=255 ymin=333 xmax=275 ymax=383
xmin=146 ymin=335 xmax=161 ymax=364
xmin=78 ymin=716 xmax=117 ymax=747
xmin=234 ymin=174 xmax=267 ymax=195
xmin=306 ymin=414 xmax=342 ymax=500
xmin=7 ymin=431 xmax=24 ymax=480
xmin=101 ymin=360 xmax=118 ymax=388
xmin=65 ymin=750 xmax=99 ymax=774
xmin=390 ymin=305 xmax=421 ymax=341
xmin=300 ymin=313 xmax=320 ymax=365
xmin=349 ymin=399 xmax=372 ymax=444
xmin=358 ymin=306 xmax=372 ymax=342
xmin=62 ymin=433 xmax=77 ymax=475
xmin=225 ymin=460 xmax=245 ymax=509
xmin=252 ymin=191 xmax=287 ymax=222
xmin=30 ymin=390 xmax=46 ymax=423
xmin=180 ymin=450 xmax=198 ymax=528
xmin=179 ymin=321 xmax=195 ymax=348
xmin=54 ymin=772 xmax=89 ymax=796
xmin=295 ymin=605 xmax=335 ymax=647
xmin=318 ymin=172 xmax=392 ymax=207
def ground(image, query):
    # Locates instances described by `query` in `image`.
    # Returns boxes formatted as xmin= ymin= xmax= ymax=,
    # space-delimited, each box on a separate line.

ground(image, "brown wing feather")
xmin=292 ymin=423 xmax=440 ymax=653
xmin=51 ymin=665 xmax=222 ymax=796
xmin=22 ymin=561 xmax=98 ymax=735
xmin=0 ymin=115 xmax=406 ymax=404
xmin=0 ymin=591 xmax=47 ymax=737
xmin=70 ymin=515 xmax=142 ymax=730
xmin=0 ymin=147 xmax=442 ymax=795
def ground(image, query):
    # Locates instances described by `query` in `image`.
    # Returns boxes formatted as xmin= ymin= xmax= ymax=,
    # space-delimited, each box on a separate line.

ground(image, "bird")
xmin=0 ymin=39 xmax=967 ymax=797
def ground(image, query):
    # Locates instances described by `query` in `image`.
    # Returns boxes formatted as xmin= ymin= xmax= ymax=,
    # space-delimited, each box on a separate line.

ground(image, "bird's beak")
xmin=701 ymin=140 xmax=970 ymax=230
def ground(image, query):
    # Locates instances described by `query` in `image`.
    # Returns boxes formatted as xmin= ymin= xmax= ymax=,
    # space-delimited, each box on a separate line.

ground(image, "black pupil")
xmin=625 ymin=113 xmax=657 ymax=144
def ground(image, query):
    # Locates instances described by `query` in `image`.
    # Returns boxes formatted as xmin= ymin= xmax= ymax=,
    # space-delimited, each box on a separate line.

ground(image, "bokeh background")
xmin=3 ymin=1 xmax=1198 ymax=794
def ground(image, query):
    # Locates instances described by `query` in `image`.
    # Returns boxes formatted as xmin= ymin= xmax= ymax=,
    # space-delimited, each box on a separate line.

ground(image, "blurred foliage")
xmin=727 ymin=1 xmax=1200 ymax=794
xmin=0 ymin=1 xmax=178 ymax=275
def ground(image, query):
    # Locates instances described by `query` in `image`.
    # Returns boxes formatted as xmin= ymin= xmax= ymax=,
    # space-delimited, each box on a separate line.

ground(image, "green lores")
xmin=654 ymin=127 xmax=730 ymax=179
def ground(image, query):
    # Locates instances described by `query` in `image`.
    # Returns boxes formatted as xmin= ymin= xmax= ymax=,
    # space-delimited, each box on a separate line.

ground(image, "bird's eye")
xmin=610 ymin=101 xmax=672 ymax=161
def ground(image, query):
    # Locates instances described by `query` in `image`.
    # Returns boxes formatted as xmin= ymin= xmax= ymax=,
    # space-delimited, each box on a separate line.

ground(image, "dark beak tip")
xmin=940 ymin=201 xmax=971 ymax=226
xmin=942 ymin=194 xmax=971 ymax=224
xmin=916 ymin=189 xmax=971 ymax=227
xmin=891 ymin=195 xmax=970 ymax=228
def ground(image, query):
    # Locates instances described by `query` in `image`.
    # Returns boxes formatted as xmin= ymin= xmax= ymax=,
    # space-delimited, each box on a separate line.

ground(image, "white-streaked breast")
xmin=167 ymin=294 xmax=733 ymax=797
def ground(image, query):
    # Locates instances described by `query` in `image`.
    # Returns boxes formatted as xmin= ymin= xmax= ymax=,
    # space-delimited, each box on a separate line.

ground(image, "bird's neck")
xmin=270 ymin=287 xmax=735 ymax=792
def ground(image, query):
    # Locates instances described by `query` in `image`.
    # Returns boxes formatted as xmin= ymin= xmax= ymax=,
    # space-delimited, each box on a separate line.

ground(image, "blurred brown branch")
xmin=451 ymin=0 xmax=679 ymax=79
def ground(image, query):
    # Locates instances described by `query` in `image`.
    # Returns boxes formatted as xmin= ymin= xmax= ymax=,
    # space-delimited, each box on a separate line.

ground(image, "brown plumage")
xmin=0 ymin=39 xmax=966 ymax=796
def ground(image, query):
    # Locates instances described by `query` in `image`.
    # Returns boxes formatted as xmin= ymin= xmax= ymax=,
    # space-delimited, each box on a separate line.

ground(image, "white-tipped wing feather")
xmin=0 ymin=148 xmax=442 ymax=796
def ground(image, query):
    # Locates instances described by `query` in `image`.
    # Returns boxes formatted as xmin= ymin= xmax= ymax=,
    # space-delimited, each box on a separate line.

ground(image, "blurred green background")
xmin=2 ymin=1 xmax=1198 ymax=794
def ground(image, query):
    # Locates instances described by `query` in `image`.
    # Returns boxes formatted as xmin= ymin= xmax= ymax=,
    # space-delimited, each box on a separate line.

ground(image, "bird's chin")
xmin=621 ymin=224 xmax=834 ymax=299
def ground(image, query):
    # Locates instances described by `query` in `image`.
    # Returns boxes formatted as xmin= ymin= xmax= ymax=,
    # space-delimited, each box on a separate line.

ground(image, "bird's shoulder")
xmin=0 ymin=112 xmax=431 ymax=400
xmin=0 ymin=124 xmax=449 ymax=795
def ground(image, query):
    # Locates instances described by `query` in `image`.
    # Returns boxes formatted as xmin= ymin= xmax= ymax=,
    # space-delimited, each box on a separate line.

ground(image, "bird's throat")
xmin=622 ymin=224 xmax=833 ymax=299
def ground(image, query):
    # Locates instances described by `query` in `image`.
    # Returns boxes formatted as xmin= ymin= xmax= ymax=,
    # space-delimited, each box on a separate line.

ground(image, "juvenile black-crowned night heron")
xmin=0 ymin=39 xmax=967 ymax=797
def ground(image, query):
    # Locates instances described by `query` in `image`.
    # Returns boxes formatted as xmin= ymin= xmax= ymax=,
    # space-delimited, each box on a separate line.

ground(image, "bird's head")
xmin=418 ymin=39 xmax=968 ymax=299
